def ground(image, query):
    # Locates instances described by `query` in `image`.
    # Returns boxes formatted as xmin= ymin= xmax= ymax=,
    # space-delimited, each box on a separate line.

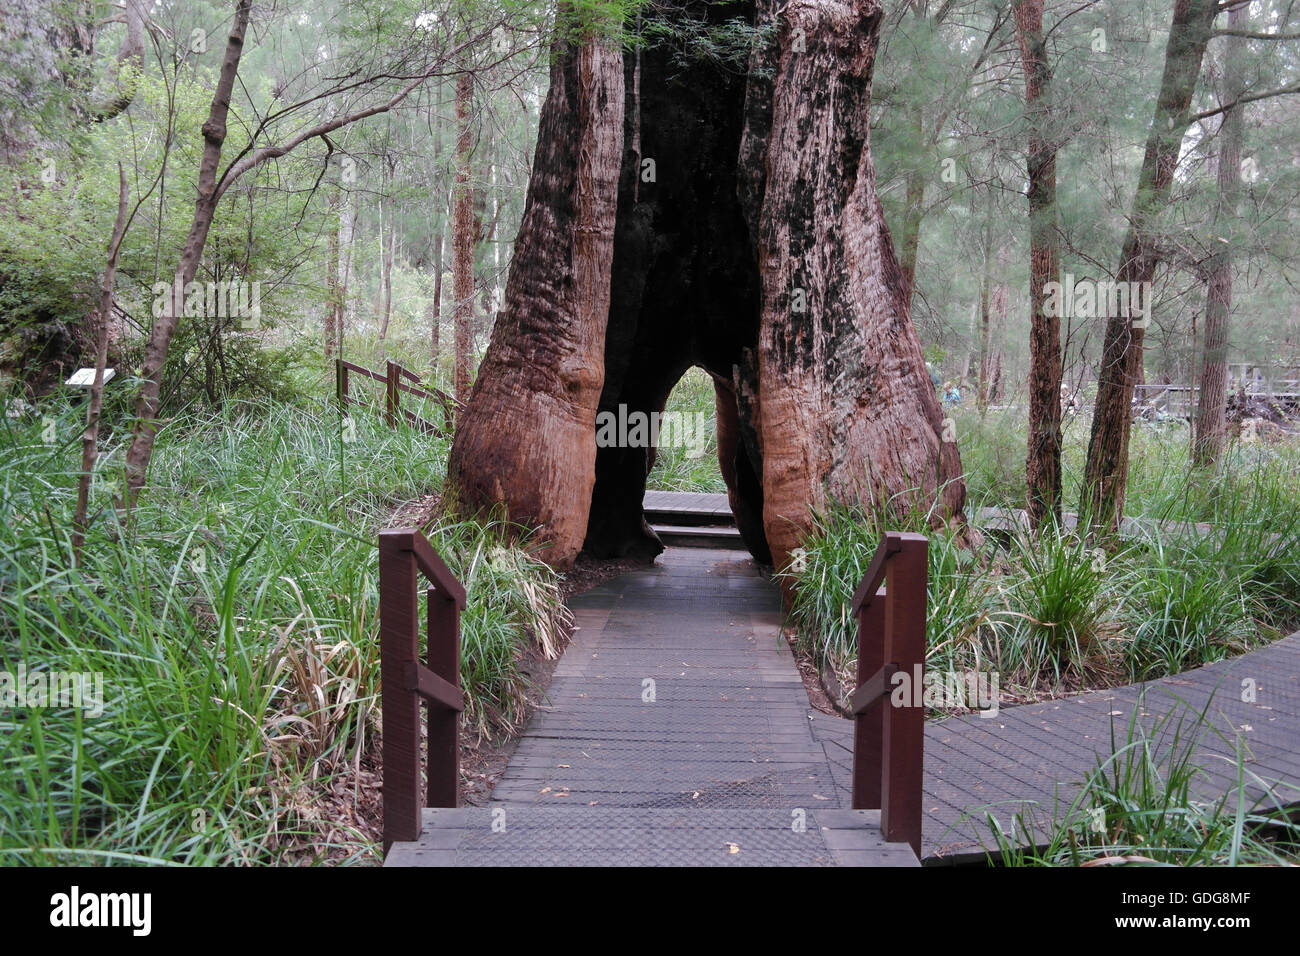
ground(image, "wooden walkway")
xmin=816 ymin=635 xmax=1300 ymax=860
xmin=386 ymin=492 xmax=1300 ymax=865
xmin=387 ymin=547 xmax=917 ymax=866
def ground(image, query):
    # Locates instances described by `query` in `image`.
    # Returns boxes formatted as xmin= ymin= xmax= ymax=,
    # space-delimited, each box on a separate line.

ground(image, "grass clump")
xmin=984 ymin=697 xmax=1300 ymax=866
xmin=0 ymin=394 xmax=564 ymax=864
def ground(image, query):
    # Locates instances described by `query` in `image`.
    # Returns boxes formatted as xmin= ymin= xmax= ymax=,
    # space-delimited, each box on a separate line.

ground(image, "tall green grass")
xmin=645 ymin=366 xmax=725 ymax=493
xmin=0 ymin=395 xmax=563 ymax=864
xmin=778 ymin=409 xmax=1300 ymax=696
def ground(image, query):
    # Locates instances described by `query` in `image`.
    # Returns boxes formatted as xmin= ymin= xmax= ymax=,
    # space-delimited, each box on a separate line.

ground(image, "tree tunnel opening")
xmin=579 ymin=4 xmax=771 ymax=565
xmin=445 ymin=0 xmax=964 ymax=573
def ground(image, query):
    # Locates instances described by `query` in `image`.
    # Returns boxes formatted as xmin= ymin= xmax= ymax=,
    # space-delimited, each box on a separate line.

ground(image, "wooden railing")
xmin=848 ymin=531 xmax=928 ymax=857
xmin=379 ymin=528 xmax=467 ymax=852
xmin=337 ymin=358 xmax=461 ymax=436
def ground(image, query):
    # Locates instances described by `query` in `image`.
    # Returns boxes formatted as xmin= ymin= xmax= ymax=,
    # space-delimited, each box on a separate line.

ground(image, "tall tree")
xmin=1012 ymin=0 xmax=1063 ymax=528
xmin=1193 ymin=3 xmax=1247 ymax=466
xmin=452 ymin=72 xmax=476 ymax=404
xmin=448 ymin=0 xmax=966 ymax=571
xmin=447 ymin=13 xmax=624 ymax=565
xmin=1081 ymin=0 xmax=1220 ymax=533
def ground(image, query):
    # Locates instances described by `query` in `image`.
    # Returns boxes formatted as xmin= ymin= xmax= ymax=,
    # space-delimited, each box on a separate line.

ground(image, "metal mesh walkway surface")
xmin=386 ymin=547 xmax=918 ymax=866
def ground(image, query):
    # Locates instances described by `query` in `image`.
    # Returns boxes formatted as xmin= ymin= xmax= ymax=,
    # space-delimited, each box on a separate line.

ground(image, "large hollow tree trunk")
xmin=447 ymin=0 xmax=965 ymax=571
xmin=1013 ymin=0 xmax=1064 ymax=529
xmin=741 ymin=0 xmax=965 ymax=571
xmin=445 ymin=29 xmax=625 ymax=566
xmin=1081 ymin=0 xmax=1218 ymax=533
xmin=1193 ymin=4 xmax=1246 ymax=468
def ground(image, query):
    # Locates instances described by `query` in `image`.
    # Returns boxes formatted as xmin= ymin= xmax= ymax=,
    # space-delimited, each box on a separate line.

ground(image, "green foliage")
xmin=775 ymin=495 xmax=1006 ymax=690
xmin=0 ymin=251 xmax=96 ymax=389
xmin=645 ymin=366 xmax=724 ymax=494
xmin=0 ymin=397 xmax=563 ymax=863
xmin=1004 ymin=525 xmax=1112 ymax=681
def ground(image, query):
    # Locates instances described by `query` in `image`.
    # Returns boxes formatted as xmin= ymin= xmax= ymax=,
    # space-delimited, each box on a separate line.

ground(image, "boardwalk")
xmin=816 ymin=635 xmax=1300 ymax=861
xmin=386 ymin=547 xmax=917 ymax=866
xmin=387 ymin=492 xmax=1300 ymax=865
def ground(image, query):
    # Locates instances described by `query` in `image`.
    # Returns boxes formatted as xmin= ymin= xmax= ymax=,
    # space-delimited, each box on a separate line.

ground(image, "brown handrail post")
xmin=426 ymin=585 xmax=460 ymax=808
xmin=882 ymin=534 xmax=927 ymax=856
xmin=850 ymin=531 xmax=928 ymax=858
xmin=385 ymin=360 xmax=398 ymax=428
xmin=379 ymin=531 xmax=421 ymax=851
xmin=336 ymin=358 xmax=348 ymax=411
xmin=379 ymin=528 xmax=467 ymax=856
xmin=852 ymin=594 xmax=886 ymax=809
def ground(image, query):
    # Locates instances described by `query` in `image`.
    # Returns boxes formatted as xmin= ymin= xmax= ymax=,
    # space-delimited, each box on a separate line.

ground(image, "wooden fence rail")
xmin=379 ymin=528 xmax=467 ymax=852
xmin=336 ymin=358 xmax=461 ymax=437
xmin=848 ymin=531 xmax=928 ymax=857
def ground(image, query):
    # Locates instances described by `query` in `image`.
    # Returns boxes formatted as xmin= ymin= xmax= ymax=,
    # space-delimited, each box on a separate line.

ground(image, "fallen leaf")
xmin=725 ymin=842 xmax=740 ymax=854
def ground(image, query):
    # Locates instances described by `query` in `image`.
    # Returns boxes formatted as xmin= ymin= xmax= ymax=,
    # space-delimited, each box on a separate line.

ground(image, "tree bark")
xmin=325 ymin=193 xmax=341 ymax=358
xmin=447 ymin=0 xmax=965 ymax=571
xmin=452 ymin=72 xmax=476 ymax=406
xmin=742 ymin=0 xmax=965 ymax=570
xmin=73 ymin=164 xmax=129 ymax=561
xmin=977 ymin=260 xmax=991 ymax=412
xmin=445 ymin=25 xmax=625 ymax=567
xmin=897 ymin=103 xmax=926 ymax=311
xmin=1193 ymin=3 xmax=1246 ymax=467
xmin=1081 ymin=0 xmax=1219 ymax=534
xmin=1013 ymin=0 xmax=1064 ymax=529
xmin=378 ymin=182 xmax=394 ymax=344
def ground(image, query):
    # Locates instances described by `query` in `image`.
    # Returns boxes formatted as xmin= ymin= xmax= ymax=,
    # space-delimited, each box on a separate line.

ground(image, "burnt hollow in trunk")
xmin=451 ymin=0 xmax=964 ymax=571
xmin=583 ymin=4 xmax=767 ymax=561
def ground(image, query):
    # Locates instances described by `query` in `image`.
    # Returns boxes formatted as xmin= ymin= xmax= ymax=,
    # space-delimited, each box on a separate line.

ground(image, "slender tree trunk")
xmin=73 ymin=164 xmax=130 ymax=561
xmin=339 ymin=198 xmax=355 ymax=355
xmin=453 ymin=72 xmax=476 ymax=405
xmin=1081 ymin=0 xmax=1219 ymax=533
xmin=1013 ymin=0 xmax=1064 ymax=529
xmin=897 ymin=103 xmax=926 ymax=311
xmin=1193 ymin=4 xmax=1246 ymax=467
xmin=429 ymin=228 xmax=443 ymax=364
xmin=977 ymin=265 xmax=991 ymax=412
xmin=446 ymin=24 xmax=624 ymax=566
xmin=381 ymin=201 xmax=394 ymax=338
xmin=122 ymin=0 xmax=253 ymax=512
xmin=377 ymin=169 xmax=394 ymax=346
xmin=325 ymin=193 xmax=340 ymax=358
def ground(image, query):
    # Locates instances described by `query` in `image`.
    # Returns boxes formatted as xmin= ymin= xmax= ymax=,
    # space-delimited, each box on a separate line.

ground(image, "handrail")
xmin=336 ymin=358 xmax=461 ymax=437
xmin=379 ymin=527 xmax=466 ymax=852
xmin=849 ymin=531 xmax=927 ymax=857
